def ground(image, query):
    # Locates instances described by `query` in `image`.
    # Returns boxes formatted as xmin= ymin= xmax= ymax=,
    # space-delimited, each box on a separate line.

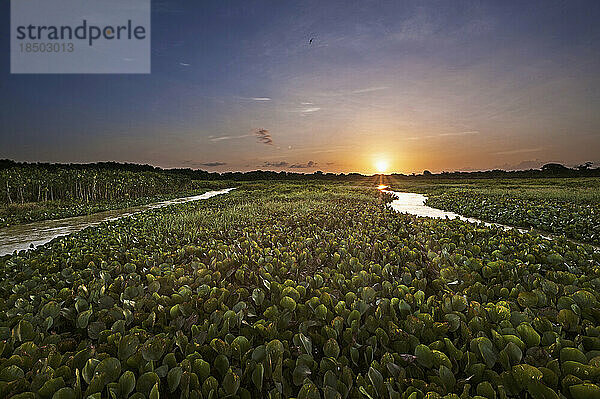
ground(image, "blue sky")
xmin=1 ymin=0 xmax=599 ymax=173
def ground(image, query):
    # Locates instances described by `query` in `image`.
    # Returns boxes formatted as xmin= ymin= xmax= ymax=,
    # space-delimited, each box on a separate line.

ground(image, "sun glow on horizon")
xmin=375 ymin=159 xmax=389 ymax=174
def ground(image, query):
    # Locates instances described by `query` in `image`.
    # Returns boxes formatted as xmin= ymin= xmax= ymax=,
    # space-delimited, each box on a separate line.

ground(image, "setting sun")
xmin=375 ymin=159 xmax=389 ymax=174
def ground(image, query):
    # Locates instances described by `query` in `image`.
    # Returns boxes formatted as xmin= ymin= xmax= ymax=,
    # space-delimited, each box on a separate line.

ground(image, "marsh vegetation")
xmin=1 ymin=181 xmax=599 ymax=398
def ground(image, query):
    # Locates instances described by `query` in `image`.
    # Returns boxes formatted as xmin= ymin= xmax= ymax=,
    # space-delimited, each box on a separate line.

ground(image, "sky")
xmin=1 ymin=0 xmax=599 ymax=174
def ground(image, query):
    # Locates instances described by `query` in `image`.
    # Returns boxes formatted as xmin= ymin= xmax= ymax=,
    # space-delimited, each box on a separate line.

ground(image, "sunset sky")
xmin=1 ymin=0 xmax=599 ymax=174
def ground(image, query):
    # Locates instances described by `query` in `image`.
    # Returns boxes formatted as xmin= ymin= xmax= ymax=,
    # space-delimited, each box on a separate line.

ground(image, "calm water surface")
xmin=386 ymin=190 xmax=600 ymax=250
xmin=386 ymin=191 xmax=521 ymax=229
xmin=0 ymin=188 xmax=234 ymax=256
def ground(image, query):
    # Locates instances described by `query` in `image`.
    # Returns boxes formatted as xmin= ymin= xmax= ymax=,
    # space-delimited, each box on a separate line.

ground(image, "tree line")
xmin=1 ymin=159 xmax=599 ymax=205
xmin=0 ymin=161 xmax=195 ymax=205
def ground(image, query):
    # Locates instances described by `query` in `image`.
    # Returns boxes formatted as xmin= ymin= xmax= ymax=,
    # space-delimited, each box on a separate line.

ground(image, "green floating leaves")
xmin=119 ymin=371 xmax=135 ymax=397
xmin=368 ymin=366 xmax=384 ymax=397
xmin=118 ymin=334 xmax=139 ymax=361
xmin=223 ymin=369 xmax=241 ymax=396
xmin=570 ymin=383 xmax=600 ymax=399
xmin=439 ymin=365 xmax=455 ymax=391
xmin=298 ymin=379 xmax=321 ymax=399
xmin=252 ymin=363 xmax=264 ymax=391
xmin=0 ymin=365 xmax=24 ymax=382
xmin=473 ymin=337 xmax=497 ymax=368
xmin=299 ymin=333 xmax=312 ymax=355
xmin=82 ymin=359 xmax=100 ymax=385
xmin=167 ymin=367 xmax=182 ymax=393
xmin=415 ymin=344 xmax=434 ymax=369
xmin=12 ymin=320 xmax=34 ymax=342
xmin=38 ymin=377 xmax=65 ymax=398
xmin=323 ymin=339 xmax=339 ymax=359
xmin=136 ymin=372 xmax=159 ymax=397
xmin=51 ymin=387 xmax=76 ymax=399
xmin=0 ymin=182 xmax=598 ymax=399
xmin=94 ymin=357 xmax=121 ymax=384
xmin=76 ymin=310 xmax=93 ymax=329
xmin=141 ymin=336 xmax=166 ymax=362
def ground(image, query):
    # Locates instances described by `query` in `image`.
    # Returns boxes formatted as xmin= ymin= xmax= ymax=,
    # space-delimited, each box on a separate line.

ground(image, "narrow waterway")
xmin=385 ymin=191 xmax=600 ymax=252
xmin=0 ymin=188 xmax=235 ymax=256
xmin=386 ymin=190 xmax=524 ymax=230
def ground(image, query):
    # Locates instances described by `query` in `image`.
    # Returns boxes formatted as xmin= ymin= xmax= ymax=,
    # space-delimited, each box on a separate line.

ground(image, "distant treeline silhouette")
xmin=415 ymin=162 xmax=600 ymax=179
xmin=1 ymin=159 xmax=598 ymax=179
xmin=1 ymin=159 xmax=599 ymax=204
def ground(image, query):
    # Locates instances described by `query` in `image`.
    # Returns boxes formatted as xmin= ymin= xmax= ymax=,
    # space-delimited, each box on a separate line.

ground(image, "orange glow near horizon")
xmin=375 ymin=158 xmax=389 ymax=174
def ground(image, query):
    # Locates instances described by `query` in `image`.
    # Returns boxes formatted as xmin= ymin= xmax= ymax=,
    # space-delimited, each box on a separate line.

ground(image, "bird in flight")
xmin=309 ymin=37 xmax=314 ymax=44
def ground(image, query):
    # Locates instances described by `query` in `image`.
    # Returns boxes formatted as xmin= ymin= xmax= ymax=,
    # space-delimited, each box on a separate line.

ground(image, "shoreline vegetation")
xmin=0 ymin=183 xmax=599 ymax=398
xmin=0 ymin=185 xmax=230 ymax=229
xmin=2 ymin=160 xmax=599 ymax=245
xmin=385 ymin=178 xmax=600 ymax=246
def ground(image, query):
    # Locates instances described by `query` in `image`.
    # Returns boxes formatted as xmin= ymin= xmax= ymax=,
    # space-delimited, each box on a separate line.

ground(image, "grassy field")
xmin=385 ymin=177 xmax=600 ymax=245
xmin=1 ymin=182 xmax=599 ymax=398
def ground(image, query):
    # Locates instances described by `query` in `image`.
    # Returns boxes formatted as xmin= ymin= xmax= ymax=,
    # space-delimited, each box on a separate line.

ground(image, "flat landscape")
xmin=1 ymin=167 xmax=600 ymax=399
xmin=3 ymin=1 xmax=600 ymax=398
xmin=387 ymin=177 xmax=600 ymax=245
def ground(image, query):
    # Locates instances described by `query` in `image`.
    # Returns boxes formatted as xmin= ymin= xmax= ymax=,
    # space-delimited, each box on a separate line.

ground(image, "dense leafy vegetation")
xmin=382 ymin=177 xmax=600 ymax=245
xmin=0 ymin=162 xmax=229 ymax=227
xmin=0 ymin=182 xmax=229 ymax=229
xmin=389 ymin=177 xmax=600 ymax=205
xmin=426 ymin=191 xmax=600 ymax=245
xmin=0 ymin=159 xmax=365 ymax=227
xmin=0 ymin=182 xmax=599 ymax=399
xmin=0 ymin=166 xmax=198 ymax=205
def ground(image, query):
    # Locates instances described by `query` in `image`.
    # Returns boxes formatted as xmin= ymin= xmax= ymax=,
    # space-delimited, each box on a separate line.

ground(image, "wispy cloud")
xmin=263 ymin=161 xmax=288 ymax=167
xmin=306 ymin=145 xmax=351 ymax=154
xmin=254 ymin=128 xmax=273 ymax=145
xmin=495 ymin=159 xmax=547 ymax=170
xmin=316 ymin=86 xmax=389 ymax=98
xmin=301 ymin=107 xmax=321 ymax=113
xmin=351 ymin=86 xmax=389 ymax=94
xmin=289 ymin=161 xmax=317 ymax=169
xmin=209 ymin=129 xmax=273 ymax=145
xmin=438 ymin=130 xmax=480 ymax=137
xmin=290 ymin=105 xmax=321 ymax=114
xmin=260 ymin=160 xmax=317 ymax=169
xmin=237 ymin=96 xmax=271 ymax=101
xmin=406 ymin=131 xmax=480 ymax=140
xmin=496 ymin=147 xmax=543 ymax=155
xmin=182 ymin=160 xmax=226 ymax=167
xmin=210 ymin=134 xmax=252 ymax=142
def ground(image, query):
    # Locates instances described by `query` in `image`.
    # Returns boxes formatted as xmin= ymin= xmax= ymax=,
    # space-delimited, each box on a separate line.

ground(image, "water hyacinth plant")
xmin=420 ymin=179 xmax=600 ymax=246
xmin=0 ymin=182 xmax=599 ymax=398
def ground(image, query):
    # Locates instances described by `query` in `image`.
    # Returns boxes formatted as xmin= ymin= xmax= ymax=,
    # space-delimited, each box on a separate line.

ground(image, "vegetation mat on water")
xmin=384 ymin=177 xmax=600 ymax=246
xmin=425 ymin=191 xmax=600 ymax=245
xmin=0 ymin=182 xmax=230 ymax=228
xmin=0 ymin=182 xmax=599 ymax=399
